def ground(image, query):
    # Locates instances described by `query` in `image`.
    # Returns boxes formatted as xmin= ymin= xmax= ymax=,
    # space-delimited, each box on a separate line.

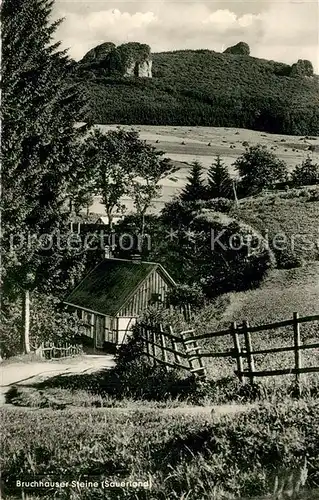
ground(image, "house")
xmin=64 ymin=257 xmax=176 ymax=349
xmin=96 ymin=215 xmax=123 ymax=226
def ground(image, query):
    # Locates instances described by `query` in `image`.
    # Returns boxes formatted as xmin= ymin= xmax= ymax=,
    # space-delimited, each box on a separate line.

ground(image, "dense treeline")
xmin=77 ymin=49 xmax=319 ymax=135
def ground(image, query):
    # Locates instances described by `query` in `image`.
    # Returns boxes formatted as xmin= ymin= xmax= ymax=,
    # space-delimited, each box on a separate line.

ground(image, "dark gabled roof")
xmin=64 ymin=258 xmax=175 ymax=316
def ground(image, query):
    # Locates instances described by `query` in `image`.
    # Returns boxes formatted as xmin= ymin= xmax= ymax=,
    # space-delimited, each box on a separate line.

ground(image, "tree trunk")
xmin=69 ymin=197 xmax=74 ymax=215
xmin=232 ymin=180 xmax=239 ymax=206
xmin=22 ymin=289 xmax=31 ymax=354
xmin=107 ymin=209 xmax=113 ymax=231
xmin=140 ymin=212 xmax=146 ymax=251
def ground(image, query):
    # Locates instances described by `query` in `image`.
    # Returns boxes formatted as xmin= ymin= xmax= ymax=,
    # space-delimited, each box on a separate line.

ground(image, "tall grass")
xmin=1 ymin=400 xmax=319 ymax=499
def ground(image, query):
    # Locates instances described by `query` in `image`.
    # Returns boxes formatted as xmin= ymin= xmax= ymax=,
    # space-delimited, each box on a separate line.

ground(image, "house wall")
xmin=73 ymin=308 xmax=118 ymax=346
xmin=67 ymin=267 xmax=174 ymax=347
xmin=117 ymin=269 xmax=171 ymax=317
xmin=117 ymin=317 xmax=136 ymax=344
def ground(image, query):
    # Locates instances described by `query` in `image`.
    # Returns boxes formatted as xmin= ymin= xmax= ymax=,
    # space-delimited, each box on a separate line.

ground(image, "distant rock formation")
xmin=80 ymin=42 xmax=116 ymax=65
xmin=290 ymin=59 xmax=314 ymax=78
xmin=79 ymin=42 xmax=152 ymax=78
xmin=224 ymin=42 xmax=250 ymax=56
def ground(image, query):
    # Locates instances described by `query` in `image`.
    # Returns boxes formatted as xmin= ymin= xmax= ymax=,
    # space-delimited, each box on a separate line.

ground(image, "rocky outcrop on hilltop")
xmin=81 ymin=42 xmax=116 ymax=65
xmin=78 ymin=42 xmax=152 ymax=78
xmin=290 ymin=59 xmax=314 ymax=78
xmin=224 ymin=42 xmax=250 ymax=56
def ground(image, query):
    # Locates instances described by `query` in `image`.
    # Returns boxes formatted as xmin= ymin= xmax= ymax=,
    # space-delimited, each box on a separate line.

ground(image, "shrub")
xmin=0 ymin=293 xmax=82 ymax=358
xmin=291 ymin=157 xmax=319 ymax=187
xmin=234 ymin=145 xmax=288 ymax=196
xmin=274 ymin=249 xmax=304 ymax=270
xmin=205 ymin=197 xmax=234 ymax=213
xmin=190 ymin=210 xmax=275 ymax=296
xmin=166 ymin=283 xmax=206 ymax=311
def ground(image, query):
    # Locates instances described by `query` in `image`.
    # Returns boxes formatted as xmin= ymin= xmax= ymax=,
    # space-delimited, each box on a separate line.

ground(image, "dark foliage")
xmin=180 ymin=161 xmax=207 ymax=202
xmin=76 ymin=48 xmax=319 ymax=135
xmin=291 ymin=157 xmax=319 ymax=187
xmin=234 ymin=145 xmax=289 ymax=196
xmin=207 ymin=156 xmax=233 ymax=199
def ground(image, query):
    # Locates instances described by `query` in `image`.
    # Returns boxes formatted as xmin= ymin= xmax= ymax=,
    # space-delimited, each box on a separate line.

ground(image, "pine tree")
xmin=1 ymin=0 xmax=89 ymax=352
xmin=180 ymin=161 xmax=206 ymax=202
xmin=207 ymin=156 xmax=233 ymax=199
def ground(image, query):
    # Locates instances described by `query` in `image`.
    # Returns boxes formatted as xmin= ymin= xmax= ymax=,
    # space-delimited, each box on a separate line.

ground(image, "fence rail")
xmin=36 ymin=342 xmax=83 ymax=360
xmin=138 ymin=311 xmax=319 ymax=389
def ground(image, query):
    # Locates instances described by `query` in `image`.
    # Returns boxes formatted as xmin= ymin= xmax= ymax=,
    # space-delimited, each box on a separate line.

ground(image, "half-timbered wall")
xmin=117 ymin=269 xmax=170 ymax=317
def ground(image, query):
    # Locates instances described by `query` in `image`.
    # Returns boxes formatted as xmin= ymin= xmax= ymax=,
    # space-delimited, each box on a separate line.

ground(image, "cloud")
xmin=55 ymin=1 xmax=319 ymax=72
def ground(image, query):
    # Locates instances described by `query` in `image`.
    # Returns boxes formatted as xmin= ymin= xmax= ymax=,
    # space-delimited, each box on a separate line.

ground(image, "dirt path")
xmin=0 ymin=355 xmax=115 ymax=405
xmin=1 ymin=402 xmax=254 ymax=419
xmin=0 ymin=357 xmax=254 ymax=418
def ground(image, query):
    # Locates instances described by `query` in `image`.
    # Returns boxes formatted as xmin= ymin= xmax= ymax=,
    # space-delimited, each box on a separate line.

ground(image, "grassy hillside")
xmin=220 ymin=264 xmax=319 ymax=328
xmin=230 ymin=189 xmax=319 ymax=262
xmin=193 ymin=263 xmax=319 ymax=380
xmin=78 ymin=49 xmax=319 ymax=135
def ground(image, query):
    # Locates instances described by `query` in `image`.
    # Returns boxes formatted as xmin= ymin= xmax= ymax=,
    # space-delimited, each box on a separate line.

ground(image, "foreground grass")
xmin=1 ymin=400 xmax=319 ymax=499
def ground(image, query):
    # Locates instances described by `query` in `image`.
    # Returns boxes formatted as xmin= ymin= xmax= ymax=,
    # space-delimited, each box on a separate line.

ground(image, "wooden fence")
xmin=139 ymin=312 xmax=319 ymax=388
xmin=36 ymin=342 xmax=83 ymax=360
xmin=139 ymin=323 xmax=207 ymax=378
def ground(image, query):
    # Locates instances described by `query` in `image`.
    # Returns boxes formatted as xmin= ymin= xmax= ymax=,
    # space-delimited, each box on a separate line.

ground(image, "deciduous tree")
xmin=234 ymin=145 xmax=288 ymax=196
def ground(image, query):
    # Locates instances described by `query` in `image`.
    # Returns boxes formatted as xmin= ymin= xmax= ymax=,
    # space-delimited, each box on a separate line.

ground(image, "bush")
xmin=205 ymin=197 xmax=234 ymax=213
xmin=0 ymin=293 xmax=83 ymax=358
xmin=291 ymin=157 xmax=319 ymax=187
xmin=167 ymin=283 xmax=206 ymax=311
xmin=274 ymin=249 xmax=304 ymax=270
xmin=189 ymin=210 xmax=275 ymax=296
xmin=234 ymin=145 xmax=288 ymax=196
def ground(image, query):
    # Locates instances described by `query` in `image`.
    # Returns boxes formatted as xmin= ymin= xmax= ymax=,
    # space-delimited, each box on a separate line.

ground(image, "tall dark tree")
xmin=207 ymin=156 xmax=233 ymax=199
xmin=180 ymin=161 xmax=207 ymax=202
xmin=1 ymin=0 xmax=89 ymax=352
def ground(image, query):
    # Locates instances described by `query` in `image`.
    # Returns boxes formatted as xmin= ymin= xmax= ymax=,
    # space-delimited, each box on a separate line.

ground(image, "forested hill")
xmin=76 ymin=46 xmax=319 ymax=135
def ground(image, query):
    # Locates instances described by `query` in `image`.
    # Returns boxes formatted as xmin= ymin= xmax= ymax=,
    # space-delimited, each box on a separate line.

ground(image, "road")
xmin=0 ymin=355 xmax=115 ymax=405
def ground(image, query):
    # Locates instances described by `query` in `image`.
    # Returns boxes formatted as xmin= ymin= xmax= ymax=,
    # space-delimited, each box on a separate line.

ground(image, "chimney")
xmin=131 ymin=253 xmax=141 ymax=264
xmin=104 ymin=245 xmax=112 ymax=259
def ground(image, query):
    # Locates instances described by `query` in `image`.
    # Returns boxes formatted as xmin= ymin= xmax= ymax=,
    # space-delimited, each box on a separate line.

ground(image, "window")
xmin=149 ymin=293 xmax=162 ymax=305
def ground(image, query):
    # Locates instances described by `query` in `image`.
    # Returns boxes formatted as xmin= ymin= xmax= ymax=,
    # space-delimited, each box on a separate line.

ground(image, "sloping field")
xmin=221 ymin=263 xmax=319 ymax=328
xmin=89 ymin=125 xmax=319 ymax=215
xmin=231 ymin=190 xmax=319 ymax=262
xmin=194 ymin=263 xmax=319 ymax=380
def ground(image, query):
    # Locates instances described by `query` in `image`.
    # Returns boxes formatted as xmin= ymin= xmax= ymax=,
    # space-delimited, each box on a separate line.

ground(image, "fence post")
xmin=151 ymin=323 xmax=157 ymax=366
xmin=293 ymin=312 xmax=302 ymax=396
xmin=232 ymin=321 xmax=244 ymax=383
xmin=144 ymin=324 xmax=150 ymax=361
xmin=159 ymin=324 xmax=169 ymax=372
xmin=170 ymin=325 xmax=182 ymax=366
xmin=180 ymin=332 xmax=193 ymax=372
xmin=243 ymin=320 xmax=255 ymax=385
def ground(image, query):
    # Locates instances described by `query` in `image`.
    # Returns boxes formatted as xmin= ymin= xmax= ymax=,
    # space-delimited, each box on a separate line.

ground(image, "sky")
xmin=54 ymin=0 xmax=319 ymax=72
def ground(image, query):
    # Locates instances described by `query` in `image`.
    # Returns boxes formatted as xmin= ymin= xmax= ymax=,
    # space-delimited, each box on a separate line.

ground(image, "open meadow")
xmin=89 ymin=125 xmax=319 ymax=215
